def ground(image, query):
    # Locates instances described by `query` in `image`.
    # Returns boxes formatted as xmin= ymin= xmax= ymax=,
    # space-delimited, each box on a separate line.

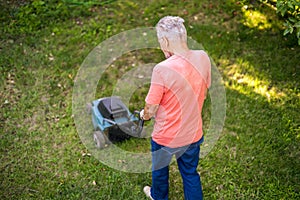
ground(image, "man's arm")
xmin=142 ymin=103 xmax=159 ymax=120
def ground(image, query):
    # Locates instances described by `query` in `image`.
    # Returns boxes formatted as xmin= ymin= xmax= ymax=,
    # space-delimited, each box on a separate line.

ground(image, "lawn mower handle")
xmin=134 ymin=110 xmax=145 ymax=125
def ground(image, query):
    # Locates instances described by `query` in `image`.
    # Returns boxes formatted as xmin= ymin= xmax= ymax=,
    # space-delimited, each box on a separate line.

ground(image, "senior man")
xmin=140 ymin=16 xmax=211 ymax=200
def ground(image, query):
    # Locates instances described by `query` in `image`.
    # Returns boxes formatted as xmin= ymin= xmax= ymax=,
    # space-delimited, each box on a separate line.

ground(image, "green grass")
xmin=1 ymin=0 xmax=299 ymax=199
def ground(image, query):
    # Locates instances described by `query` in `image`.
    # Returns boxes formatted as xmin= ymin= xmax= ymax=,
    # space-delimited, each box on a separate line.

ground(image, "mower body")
xmin=89 ymin=96 xmax=143 ymax=147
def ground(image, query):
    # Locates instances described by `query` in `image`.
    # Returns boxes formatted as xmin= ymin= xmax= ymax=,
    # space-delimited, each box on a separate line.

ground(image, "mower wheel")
xmin=93 ymin=131 xmax=106 ymax=149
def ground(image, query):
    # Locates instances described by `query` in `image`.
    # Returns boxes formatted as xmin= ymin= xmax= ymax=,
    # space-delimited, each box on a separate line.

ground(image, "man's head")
xmin=155 ymin=16 xmax=188 ymax=58
xmin=156 ymin=16 xmax=187 ymax=42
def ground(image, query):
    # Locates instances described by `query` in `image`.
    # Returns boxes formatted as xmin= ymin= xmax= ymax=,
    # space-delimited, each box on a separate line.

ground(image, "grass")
xmin=1 ymin=0 xmax=299 ymax=199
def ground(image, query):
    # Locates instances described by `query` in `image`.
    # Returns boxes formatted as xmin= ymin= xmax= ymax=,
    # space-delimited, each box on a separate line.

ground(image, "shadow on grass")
xmin=201 ymin=87 xmax=300 ymax=199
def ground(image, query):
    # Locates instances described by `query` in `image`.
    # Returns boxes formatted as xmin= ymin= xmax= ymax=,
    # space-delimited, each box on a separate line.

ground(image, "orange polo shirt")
xmin=145 ymin=50 xmax=211 ymax=148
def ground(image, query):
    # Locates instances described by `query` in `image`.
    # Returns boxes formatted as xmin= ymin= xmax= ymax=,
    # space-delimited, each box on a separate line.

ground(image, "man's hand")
xmin=142 ymin=103 xmax=159 ymax=120
xmin=140 ymin=109 xmax=145 ymax=120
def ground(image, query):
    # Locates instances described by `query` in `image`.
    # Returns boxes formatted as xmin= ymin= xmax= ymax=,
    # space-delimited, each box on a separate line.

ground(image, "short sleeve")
xmin=145 ymin=66 xmax=164 ymax=105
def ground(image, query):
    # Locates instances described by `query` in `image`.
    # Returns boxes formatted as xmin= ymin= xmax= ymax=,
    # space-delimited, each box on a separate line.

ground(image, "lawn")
xmin=1 ymin=0 xmax=299 ymax=199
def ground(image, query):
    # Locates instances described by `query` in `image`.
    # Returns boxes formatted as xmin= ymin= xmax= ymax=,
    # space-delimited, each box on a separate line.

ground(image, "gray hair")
xmin=155 ymin=16 xmax=187 ymax=42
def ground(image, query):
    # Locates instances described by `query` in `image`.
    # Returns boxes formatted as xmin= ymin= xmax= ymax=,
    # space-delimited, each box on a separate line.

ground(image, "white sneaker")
xmin=143 ymin=186 xmax=154 ymax=200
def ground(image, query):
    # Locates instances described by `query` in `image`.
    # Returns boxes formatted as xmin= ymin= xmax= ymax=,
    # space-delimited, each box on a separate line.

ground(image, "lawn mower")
xmin=87 ymin=96 xmax=144 ymax=148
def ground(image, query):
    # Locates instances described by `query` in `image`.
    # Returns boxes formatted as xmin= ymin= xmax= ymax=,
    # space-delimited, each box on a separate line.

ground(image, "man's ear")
xmin=162 ymin=37 xmax=169 ymax=48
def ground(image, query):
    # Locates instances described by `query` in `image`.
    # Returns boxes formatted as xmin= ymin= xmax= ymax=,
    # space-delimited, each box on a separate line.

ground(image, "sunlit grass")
xmin=242 ymin=7 xmax=273 ymax=30
xmin=223 ymin=59 xmax=286 ymax=102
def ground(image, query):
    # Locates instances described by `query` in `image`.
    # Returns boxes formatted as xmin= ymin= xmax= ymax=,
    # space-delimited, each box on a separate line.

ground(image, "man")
xmin=141 ymin=16 xmax=211 ymax=200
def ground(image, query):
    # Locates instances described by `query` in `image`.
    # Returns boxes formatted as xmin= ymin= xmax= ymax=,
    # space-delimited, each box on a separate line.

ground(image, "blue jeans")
xmin=150 ymin=137 xmax=204 ymax=200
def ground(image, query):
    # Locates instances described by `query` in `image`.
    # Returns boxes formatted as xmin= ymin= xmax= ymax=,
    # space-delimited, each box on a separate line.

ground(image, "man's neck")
xmin=169 ymin=41 xmax=189 ymax=56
